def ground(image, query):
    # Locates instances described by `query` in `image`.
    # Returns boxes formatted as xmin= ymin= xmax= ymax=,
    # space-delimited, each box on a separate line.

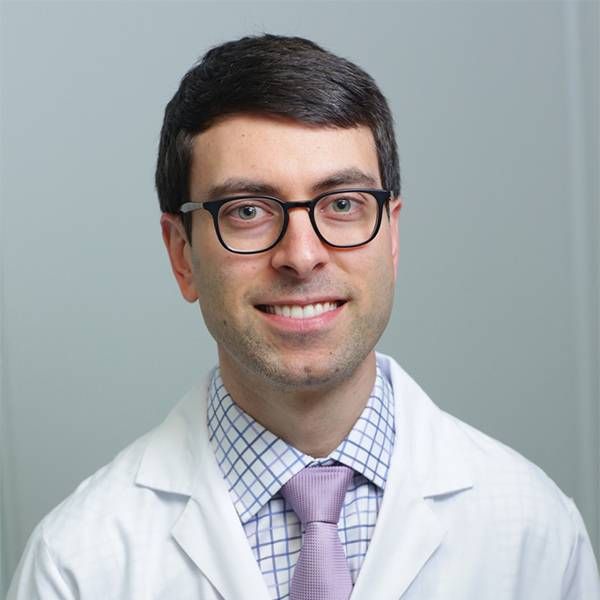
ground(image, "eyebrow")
xmin=205 ymin=168 xmax=379 ymax=200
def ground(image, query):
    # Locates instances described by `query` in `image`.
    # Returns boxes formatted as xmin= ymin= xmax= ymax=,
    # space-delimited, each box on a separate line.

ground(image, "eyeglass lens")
xmin=217 ymin=191 xmax=379 ymax=252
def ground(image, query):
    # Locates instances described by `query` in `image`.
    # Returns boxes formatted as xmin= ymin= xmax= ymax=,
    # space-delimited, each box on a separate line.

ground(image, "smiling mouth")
xmin=255 ymin=301 xmax=346 ymax=319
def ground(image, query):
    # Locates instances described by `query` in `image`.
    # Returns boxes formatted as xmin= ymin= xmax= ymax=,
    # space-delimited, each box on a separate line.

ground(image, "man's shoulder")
xmin=376 ymin=353 xmax=599 ymax=595
xmin=37 ymin=429 xmax=159 ymax=547
xmin=381 ymin=352 xmax=578 ymax=522
xmin=451 ymin=412 xmax=575 ymax=513
xmin=34 ymin=377 xmax=210 ymax=556
xmin=8 ymin=380 xmax=213 ymax=598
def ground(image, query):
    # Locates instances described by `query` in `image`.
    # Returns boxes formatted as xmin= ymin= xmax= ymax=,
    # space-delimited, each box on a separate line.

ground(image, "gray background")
xmin=1 ymin=0 xmax=598 ymax=594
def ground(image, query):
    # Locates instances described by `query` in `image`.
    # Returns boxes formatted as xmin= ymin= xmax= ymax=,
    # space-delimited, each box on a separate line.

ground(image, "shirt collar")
xmin=207 ymin=359 xmax=395 ymax=523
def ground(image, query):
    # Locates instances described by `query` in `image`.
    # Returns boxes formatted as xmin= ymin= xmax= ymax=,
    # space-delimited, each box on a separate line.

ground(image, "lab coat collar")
xmin=135 ymin=377 xmax=208 ymax=497
xmin=136 ymin=375 xmax=273 ymax=599
xmin=349 ymin=353 xmax=475 ymax=599
xmin=135 ymin=354 xmax=475 ymax=600
xmin=377 ymin=352 xmax=475 ymax=499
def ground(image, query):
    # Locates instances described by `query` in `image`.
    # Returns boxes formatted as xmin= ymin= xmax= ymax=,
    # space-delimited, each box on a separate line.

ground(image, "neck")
xmin=218 ymin=351 xmax=377 ymax=458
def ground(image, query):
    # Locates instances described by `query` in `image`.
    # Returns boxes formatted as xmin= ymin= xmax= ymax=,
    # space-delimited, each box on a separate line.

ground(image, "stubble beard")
xmin=203 ymin=292 xmax=393 ymax=394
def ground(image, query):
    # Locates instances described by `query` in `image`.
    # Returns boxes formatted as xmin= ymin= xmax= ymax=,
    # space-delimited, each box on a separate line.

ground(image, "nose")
xmin=270 ymin=208 xmax=330 ymax=279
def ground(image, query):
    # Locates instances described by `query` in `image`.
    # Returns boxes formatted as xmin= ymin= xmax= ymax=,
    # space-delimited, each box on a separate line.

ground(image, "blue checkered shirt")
xmin=207 ymin=360 xmax=395 ymax=600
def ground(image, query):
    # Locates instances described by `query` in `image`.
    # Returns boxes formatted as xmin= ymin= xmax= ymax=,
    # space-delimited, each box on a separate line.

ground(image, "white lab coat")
xmin=7 ymin=353 xmax=600 ymax=599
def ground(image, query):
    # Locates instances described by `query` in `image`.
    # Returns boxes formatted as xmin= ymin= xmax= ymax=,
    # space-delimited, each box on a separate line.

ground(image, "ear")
xmin=160 ymin=213 xmax=199 ymax=302
xmin=389 ymin=196 xmax=403 ymax=278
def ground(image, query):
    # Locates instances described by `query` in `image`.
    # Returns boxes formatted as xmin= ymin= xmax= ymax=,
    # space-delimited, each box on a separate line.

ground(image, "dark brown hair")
xmin=155 ymin=34 xmax=400 ymax=242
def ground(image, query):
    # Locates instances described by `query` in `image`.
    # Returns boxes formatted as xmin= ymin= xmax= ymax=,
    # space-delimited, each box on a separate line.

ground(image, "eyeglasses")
xmin=180 ymin=188 xmax=391 ymax=254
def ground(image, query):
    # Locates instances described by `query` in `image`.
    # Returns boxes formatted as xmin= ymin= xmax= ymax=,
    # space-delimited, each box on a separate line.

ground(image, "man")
xmin=7 ymin=34 xmax=599 ymax=599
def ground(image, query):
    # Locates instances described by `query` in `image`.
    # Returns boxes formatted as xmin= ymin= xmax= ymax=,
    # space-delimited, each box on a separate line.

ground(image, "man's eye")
xmin=322 ymin=195 xmax=364 ymax=215
xmin=236 ymin=205 xmax=261 ymax=220
xmin=223 ymin=203 xmax=270 ymax=221
xmin=332 ymin=198 xmax=353 ymax=213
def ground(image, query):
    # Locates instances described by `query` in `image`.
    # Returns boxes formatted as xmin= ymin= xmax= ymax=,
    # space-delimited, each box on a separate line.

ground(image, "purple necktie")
xmin=280 ymin=466 xmax=354 ymax=600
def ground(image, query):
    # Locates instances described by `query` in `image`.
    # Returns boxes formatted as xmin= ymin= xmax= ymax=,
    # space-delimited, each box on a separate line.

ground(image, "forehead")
xmin=189 ymin=114 xmax=381 ymax=197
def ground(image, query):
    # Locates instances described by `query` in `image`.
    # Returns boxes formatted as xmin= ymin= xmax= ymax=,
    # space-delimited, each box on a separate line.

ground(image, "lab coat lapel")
xmin=349 ymin=355 xmax=475 ymax=600
xmin=171 ymin=449 xmax=271 ymax=600
xmin=136 ymin=379 xmax=271 ymax=600
xmin=350 ymin=469 xmax=445 ymax=600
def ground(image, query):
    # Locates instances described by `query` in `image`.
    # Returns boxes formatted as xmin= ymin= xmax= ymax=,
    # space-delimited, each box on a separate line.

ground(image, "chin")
xmin=246 ymin=346 xmax=371 ymax=392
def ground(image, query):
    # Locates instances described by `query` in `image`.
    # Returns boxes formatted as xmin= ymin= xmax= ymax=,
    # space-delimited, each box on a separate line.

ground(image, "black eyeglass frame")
xmin=179 ymin=188 xmax=392 ymax=255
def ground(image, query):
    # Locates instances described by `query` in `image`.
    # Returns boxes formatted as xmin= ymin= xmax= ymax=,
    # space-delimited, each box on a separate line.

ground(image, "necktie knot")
xmin=280 ymin=465 xmax=353 ymax=525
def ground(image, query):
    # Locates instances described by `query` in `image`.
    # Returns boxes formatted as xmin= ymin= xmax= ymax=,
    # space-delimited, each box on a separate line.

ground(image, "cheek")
xmin=194 ymin=264 xmax=235 ymax=338
xmin=345 ymin=238 xmax=394 ymax=277
xmin=193 ymin=253 xmax=264 ymax=313
xmin=343 ymin=242 xmax=395 ymax=305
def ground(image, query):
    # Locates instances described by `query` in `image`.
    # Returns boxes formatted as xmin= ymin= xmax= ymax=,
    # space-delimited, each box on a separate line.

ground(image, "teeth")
xmin=269 ymin=302 xmax=340 ymax=319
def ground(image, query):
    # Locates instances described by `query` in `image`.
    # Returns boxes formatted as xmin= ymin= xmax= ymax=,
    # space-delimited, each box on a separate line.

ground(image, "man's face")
xmin=162 ymin=114 xmax=402 ymax=391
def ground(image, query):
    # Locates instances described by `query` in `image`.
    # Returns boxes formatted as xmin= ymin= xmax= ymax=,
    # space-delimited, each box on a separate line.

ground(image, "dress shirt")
xmin=207 ymin=360 xmax=395 ymax=600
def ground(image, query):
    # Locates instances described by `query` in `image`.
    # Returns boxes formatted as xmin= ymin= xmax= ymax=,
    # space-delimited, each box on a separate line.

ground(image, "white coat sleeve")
xmin=6 ymin=525 xmax=75 ymax=600
xmin=561 ymin=498 xmax=600 ymax=599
